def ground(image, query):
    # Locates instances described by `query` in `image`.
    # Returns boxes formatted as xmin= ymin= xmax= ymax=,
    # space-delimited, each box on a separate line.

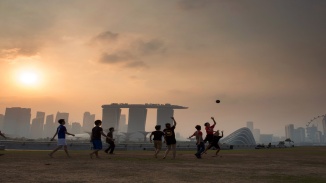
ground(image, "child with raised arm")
xmin=90 ymin=120 xmax=111 ymax=159
xmin=189 ymin=125 xmax=205 ymax=159
xmin=202 ymin=130 xmax=224 ymax=157
xmin=163 ymin=117 xmax=177 ymax=159
xmin=104 ymin=127 xmax=115 ymax=154
xmin=150 ymin=125 xmax=165 ymax=158
xmin=49 ymin=119 xmax=75 ymax=158
xmin=204 ymin=117 xmax=216 ymax=144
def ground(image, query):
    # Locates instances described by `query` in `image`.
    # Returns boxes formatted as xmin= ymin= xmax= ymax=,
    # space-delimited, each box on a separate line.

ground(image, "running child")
xmin=149 ymin=125 xmax=165 ymax=158
xmin=104 ymin=127 xmax=115 ymax=154
xmin=163 ymin=117 xmax=177 ymax=159
xmin=202 ymin=130 xmax=224 ymax=157
xmin=189 ymin=125 xmax=205 ymax=159
xmin=204 ymin=117 xmax=217 ymax=143
xmin=0 ymin=130 xmax=6 ymax=156
xmin=49 ymin=119 xmax=75 ymax=158
xmin=90 ymin=120 xmax=111 ymax=159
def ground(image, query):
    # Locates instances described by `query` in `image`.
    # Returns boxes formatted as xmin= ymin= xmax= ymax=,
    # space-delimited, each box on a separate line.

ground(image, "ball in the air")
xmin=216 ymin=100 xmax=220 ymax=103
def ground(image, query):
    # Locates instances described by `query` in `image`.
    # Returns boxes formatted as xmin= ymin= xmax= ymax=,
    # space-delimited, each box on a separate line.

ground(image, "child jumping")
xmin=163 ymin=117 xmax=177 ymax=159
xmin=104 ymin=127 xmax=115 ymax=154
xmin=49 ymin=119 xmax=75 ymax=158
xmin=149 ymin=125 xmax=165 ymax=158
xmin=202 ymin=130 xmax=224 ymax=157
xmin=189 ymin=125 xmax=205 ymax=159
xmin=90 ymin=120 xmax=111 ymax=159
xmin=204 ymin=117 xmax=216 ymax=144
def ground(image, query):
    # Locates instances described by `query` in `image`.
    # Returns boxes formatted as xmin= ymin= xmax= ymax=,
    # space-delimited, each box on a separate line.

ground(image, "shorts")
xmin=210 ymin=142 xmax=220 ymax=149
xmin=57 ymin=139 xmax=67 ymax=146
xmin=154 ymin=140 xmax=162 ymax=149
xmin=92 ymin=139 xmax=102 ymax=150
xmin=204 ymin=134 xmax=214 ymax=143
xmin=166 ymin=139 xmax=176 ymax=145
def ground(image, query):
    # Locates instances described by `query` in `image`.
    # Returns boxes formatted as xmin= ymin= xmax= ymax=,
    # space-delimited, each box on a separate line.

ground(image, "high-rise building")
xmin=294 ymin=127 xmax=305 ymax=143
xmin=306 ymin=124 xmax=318 ymax=143
xmin=3 ymin=107 xmax=31 ymax=138
xmin=246 ymin=121 xmax=254 ymax=132
xmin=260 ymin=134 xmax=273 ymax=144
xmin=118 ymin=114 xmax=127 ymax=133
xmin=55 ymin=112 xmax=70 ymax=131
xmin=0 ymin=114 xmax=4 ymax=129
xmin=82 ymin=112 xmax=95 ymax=132
xmin=285 ymin=124 xmax=295 ymax=140
xmin=253 ymin=129 xmax=260 ymax=143
xmin=322 ymin=116 xmax=326 ymax=136
xmin=71 ymin=122 xmax=82 ymax=134
xmin=30 ymin=111 xmax=45 ymax=139
xmin=102 ymin=107 xmax=121 ymax=131
xmin=128 ymin=108 xmax=147 ymax=139
xmin=43 ymin=114 xmax=55 ymax=138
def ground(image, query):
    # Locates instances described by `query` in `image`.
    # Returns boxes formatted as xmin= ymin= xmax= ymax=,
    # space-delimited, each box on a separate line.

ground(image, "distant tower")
xmin=285 ymin=124 xmax=294 ymax=140
xmin=246 ymin=121 xmax=254 ymax=132
xmin=128 ymin=108 xmax=147 ymax=139
xmin=43 ymin=114 xmax=54 ymax=138
xmin=118 ymin=114 xmax=127 ymax=133
xmin=83 ymin=112 xmax=95 ymax=132
xmin=71 ymin=122 xmax=82 ymax=134
xmin=157 ymin=108 xmax=174 ymax=127
xmin=4 ymin=107 xmax=31 ymax=138
xmin=102 ymin=106 xmax=121 ymax=131
xmin=30 ymin=111 xmax=45 ymax=139
xmin=253 ymin=129 xmax=260 ymax=143
xmin=322 ymin=116 xmax=326 ymax=137
xmin=0 ymin=114 xmax=4 ymax=129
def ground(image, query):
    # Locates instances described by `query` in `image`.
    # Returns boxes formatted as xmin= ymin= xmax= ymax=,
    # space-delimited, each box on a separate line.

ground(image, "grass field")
xmin=0 ymin=147 xmax=325 ymax=183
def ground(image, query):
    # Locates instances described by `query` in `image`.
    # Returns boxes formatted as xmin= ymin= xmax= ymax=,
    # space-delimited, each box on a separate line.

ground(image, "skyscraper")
xmin=294 ymin=127 xmax=305 ymax=143
xmin=3 ymin=107 xmax=31 ymax=138
xmin=253 ymin=129 xmax=260 ymax=143
xmin=71 ymin=122 xmax=82 ymax=134
xmin=82 ymin=112 xmax=95 ymax=132
xmin=285 ymin=124 xmax=295 ymax=140
xmin=246 ymin=121 xmax=254 ymax=132
xmin=43 ymin=114 xmax=55 ymax=138
xmin=118 ymin=114 xmax=127 ymax=133
xmin=0 ymin=114 xmax=4 ymax=129
xmin=30 ymin=111 xmax=45 ymax=139
xmin=322 ymin=116 xmax=326 ymax=136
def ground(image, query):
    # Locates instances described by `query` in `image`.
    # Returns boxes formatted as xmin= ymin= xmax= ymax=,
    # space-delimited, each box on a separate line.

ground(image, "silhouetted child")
xmin=90 ymin=120 xmax=111 ymax=158
xmin=163 ymin=117 xmax=177 ymax=159
xmin=104 ymin=127 xmax=115 ymax=154
xmin=202 ymin=130 xmax=223 ymax=157
xmin=150 ymin=125 xmax=165 ymax=158
xmin=0 ymin=130 xmax=6 ymax=156
xmin=189 ymin=125 xmax=205 ymax=159
xmin=49 ymin=119 xmax=75 ymax=158
xmin=204 ymin=117 xmax=216 ymax=143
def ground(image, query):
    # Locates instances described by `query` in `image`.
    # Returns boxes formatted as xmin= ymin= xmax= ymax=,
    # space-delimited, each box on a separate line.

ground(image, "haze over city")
xmin=1 ymin=0 xmax=326 ymax=138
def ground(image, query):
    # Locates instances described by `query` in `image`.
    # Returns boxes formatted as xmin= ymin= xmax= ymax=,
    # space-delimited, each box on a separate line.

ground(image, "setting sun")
xmin=19 ymin=71 xmax=39 ymax=85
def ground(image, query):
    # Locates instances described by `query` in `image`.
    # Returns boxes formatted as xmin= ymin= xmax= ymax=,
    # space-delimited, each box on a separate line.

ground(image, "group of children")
xmin=1 ymin=116 xmax=223 ymax=159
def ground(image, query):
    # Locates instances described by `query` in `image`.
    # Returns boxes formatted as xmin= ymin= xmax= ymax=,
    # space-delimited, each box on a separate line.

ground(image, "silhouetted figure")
xmin=202 ymin=130 xmax=223 ymax=157
xmin=48 ymin=119 xmax=75 ymax=158
xmin=0 ymin=131 xmax=6 ymax=139
xmin=204 ymin=117 xmax=216 ymax=143
xmin=163 ymin=117 xmax=177 ymax=159
xmin=189 ymin=125 xmax=205 ymax=159
xmin=90 ymin=120 xmax=111 ymax=159
xmin=104 ymin=127 xmax=115 ymax=154
xmin=149 ymin=125 xmax=164 ymax=158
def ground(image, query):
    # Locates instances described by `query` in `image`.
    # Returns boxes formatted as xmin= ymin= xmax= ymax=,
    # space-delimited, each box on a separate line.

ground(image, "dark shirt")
xmin=163 ymin=126 xmax=176 ymax=141
xmin=57 ymin=125 xmax=67 ymax=139
xmin=106 ymin=131 xmax=113 ymax=142
xmin=92 ymin=126 xmax=103 ymax=140
xmin=151 ymin=131 xmax=164 ymax=141
xmin=212 ymin=135 xmax=222 ymax=143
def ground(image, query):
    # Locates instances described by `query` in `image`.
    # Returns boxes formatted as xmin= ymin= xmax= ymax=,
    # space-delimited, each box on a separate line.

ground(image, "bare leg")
xmin=90 ymin=150 xmax=100 ymax=159
xmin=171 ymin=144 xmax=176 ymax=159
xmin=215 ymin=148 xmax=220 ymax=156
xmin=154 ymin=148 xmax=161 ymax=158
xmin=63 ymin=145 xmax=71 ymax=158
xmin=163 ymin=145 xmax=171 ymax=159
xmin=49 ymin=145 xmax=63 ymax=157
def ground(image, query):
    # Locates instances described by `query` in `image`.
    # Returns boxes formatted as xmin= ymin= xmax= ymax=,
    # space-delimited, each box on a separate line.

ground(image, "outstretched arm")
xmin=50 ymin=130 xmax=58 ymax=141
xmin=101 ymin=131 xmax=111 ymax=140
xmin=211 ymin=117 xmax=216 ymax=125
xmin=0 ymin=131 xmax=6 ymax=139
xmin=189 ymin=132 xmax=195 ymax=139
xmin=66 ymin=131 xmax=75 ymax=136
xmin=171 ymin=117 xmax=177 ymax=127
xmin=221 ymin=131 xmax=224 ymax=138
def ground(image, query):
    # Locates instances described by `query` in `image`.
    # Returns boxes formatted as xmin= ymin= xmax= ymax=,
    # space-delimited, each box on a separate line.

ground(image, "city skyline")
xmin=1 ymin=1 xmax=326 ymax=138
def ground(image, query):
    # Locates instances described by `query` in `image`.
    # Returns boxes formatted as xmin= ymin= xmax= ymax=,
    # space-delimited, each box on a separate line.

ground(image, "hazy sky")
xmin=1 ymin=0 xmax=325 ymax=137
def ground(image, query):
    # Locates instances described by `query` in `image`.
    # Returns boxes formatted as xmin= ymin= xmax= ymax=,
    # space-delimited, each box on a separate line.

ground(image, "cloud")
xmin=91 ymin=30 xmax=166 ymax=68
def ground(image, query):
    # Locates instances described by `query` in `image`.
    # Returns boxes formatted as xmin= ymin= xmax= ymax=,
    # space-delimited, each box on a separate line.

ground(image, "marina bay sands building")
xmin=102 ymin=103 xmax=187 ymax=140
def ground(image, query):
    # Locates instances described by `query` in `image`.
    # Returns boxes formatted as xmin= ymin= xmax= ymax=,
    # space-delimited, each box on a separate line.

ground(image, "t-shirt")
xmin=151 ymin=131 xmax=164 ymax=141
xmin=193 ymin=131 xmax=204 ymax=143
xmin=205 ymin=124 xmax=215 ymax=135
xmin=57 ymin=125 xmax=67 ymax=139
xmin=163 ymin=126 xmax=176 ymax=141
xmin=106 ymin=131 xmax=113 ymax=142
xmin=92 ymin=126 xmax=103 ymax=140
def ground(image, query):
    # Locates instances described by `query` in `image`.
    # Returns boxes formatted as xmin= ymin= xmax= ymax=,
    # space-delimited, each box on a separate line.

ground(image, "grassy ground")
xmin=0 ymin=147 xmax=325 ymax=183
